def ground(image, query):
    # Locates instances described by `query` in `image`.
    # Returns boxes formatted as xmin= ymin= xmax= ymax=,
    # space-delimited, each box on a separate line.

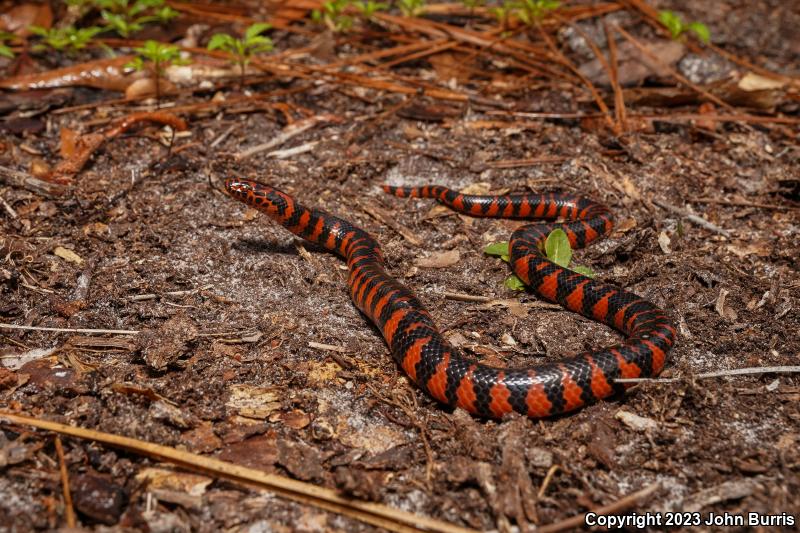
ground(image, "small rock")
xmin=678 ymin=53 xmax=735 ymax=85
xmin=71 ymin=471 xmax=127 ymax=525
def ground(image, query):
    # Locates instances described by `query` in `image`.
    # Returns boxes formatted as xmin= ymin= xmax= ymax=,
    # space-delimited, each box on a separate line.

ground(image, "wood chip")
xmin=53 ymin=246 xmax=84 ymax=265
xmin=226 ymin=384 xmax=282 ymax=419
xmin=615 ymin=410 xmax=659 ymax=432
xmin=414 ymin=250 xmax=460 ymax=268
xmin=682 ymin=479 xmax=759 ymax=513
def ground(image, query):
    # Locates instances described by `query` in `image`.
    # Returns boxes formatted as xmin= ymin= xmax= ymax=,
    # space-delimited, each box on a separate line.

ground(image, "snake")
xmin=224 ymin=178 xmax=676 ymax=419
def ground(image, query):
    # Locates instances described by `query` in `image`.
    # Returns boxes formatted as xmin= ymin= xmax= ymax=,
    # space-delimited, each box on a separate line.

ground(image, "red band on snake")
xmin=225 ymin=179 xmax=676 ymax=419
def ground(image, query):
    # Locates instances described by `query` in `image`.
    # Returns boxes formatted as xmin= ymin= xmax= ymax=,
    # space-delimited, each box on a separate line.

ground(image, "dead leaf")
xmin=696 ymin=102 xmax=718 ymax=131
xmin=415 ymin=249 xmax=460 ymax=268
xmin=53 ymin=246 xmax=84 ymax=265
xmin=276 ymin=409 xmax=311 ymax=429
xmin=715 ymin=288 xmax=738 ymax=321
xmin=125 ymin=77 xmax=176 ymax=100
xmin=429 ymin=52 xmax=473 ymax=84
xmin=657 ymin=231 xmax=671 ymax=254
xmin=738 ymin=72 xmax=786 ymax=91
xmin=0 ymin=4 xmax=52 ymax=36
xmin=621 ymin=175 xmax=642 ymax=200
xmin=726 ymin=241 xmax=771 ymax=258
xmin=137 ymin=467 xmax=213 ymax=496
xmin=614 ymin=217 xmax=637 ymax=233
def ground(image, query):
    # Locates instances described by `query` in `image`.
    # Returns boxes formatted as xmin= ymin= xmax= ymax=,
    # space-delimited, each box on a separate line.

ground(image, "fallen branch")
xmin=0 ymin=323 xmax=139 ymax=335
xmin=236 ymin=115 xmax=339 ymax=160
xmin=49 ymin=111 xmax=188 ymax=184
xmin=616 ymin=365 xmax=800 ymax=384
xmin=0 ymin=411 xmax=475 ymax=533
xmin=652 ymin=198 xmax=731 ymax=237
xmin=54 ymin=436 xmax=77 ymax=528
xmin=538 ymin=483 xmax=660 ymax=533
xmin=0 ymin=165 xmax=67 ymax=197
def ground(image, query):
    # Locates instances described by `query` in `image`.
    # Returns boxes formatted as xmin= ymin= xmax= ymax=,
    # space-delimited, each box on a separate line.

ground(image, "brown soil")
xmin=1 ymin=1 xmax=798 ymax=531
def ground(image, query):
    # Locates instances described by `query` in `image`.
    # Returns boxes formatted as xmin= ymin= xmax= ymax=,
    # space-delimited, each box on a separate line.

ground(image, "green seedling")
xmin=658 ymin=10 xmax=710 ymax=43
xmin=397 ymin=0 xmax=426 ymax=17
xmin=0 ymin=31 xmax=17 ymax=58
xmin=510 ymin=0 xmax=560 ymax=26
xmin=127 ymin=40 xmax=189 ymax=105
xmin=484 ymin=228 xmax=596 ymax=292
xmin=490 ymin=3 xmax=513 ymax=31
xmin=311 ymin=0 xmax=355 ymax=32
xmin=98 ymin=0 xmax=179 ymax=38
xmin=28 ymin=25 xmax=103 ymax=55
xmin=353 ymin=0 xmax=389 ymax=19
xmin=208 ymin=23 xmax=273 ymax=87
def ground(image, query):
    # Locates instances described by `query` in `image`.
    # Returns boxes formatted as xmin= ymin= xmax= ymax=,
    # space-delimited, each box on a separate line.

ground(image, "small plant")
xmin=490 ymin=2 xmax=513 ymax=31
xmin=28 ymin=25 xmax=103 ymax=55
xmin=510 ymin=0 xmax=560 ymax=26
xmin=484 ymin=228 xmax=595 ymax=291
xmin=127 ymin=40 xmax=188 ymax=105
xmin=658 ymin=10 xmax=710 ymax=43
xmin=397 ymin=0 xmax=426 ymax=17
xmin=208 ymin=23 xmax=273 ymax=87
xmin=0 ymin=31 xmax=17 ymax=58
xmin=353 ymin=0 xmax=389 ymax=19
xmin=98 ymin=0 xmax=179 ymax=38
xmin=312 ymin=0 xmax=355 ymax=32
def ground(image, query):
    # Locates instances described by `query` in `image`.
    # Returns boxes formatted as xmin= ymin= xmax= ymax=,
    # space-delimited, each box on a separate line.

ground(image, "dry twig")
xmin=0 ymin=411 xmax=476 ymax=533
xmin=617 ymin=365 xmax=800 ymax=384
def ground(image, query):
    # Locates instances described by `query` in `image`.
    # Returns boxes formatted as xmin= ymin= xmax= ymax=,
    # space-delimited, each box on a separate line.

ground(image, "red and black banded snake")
xmin=224 ymin=178 xmax=676 ymax=419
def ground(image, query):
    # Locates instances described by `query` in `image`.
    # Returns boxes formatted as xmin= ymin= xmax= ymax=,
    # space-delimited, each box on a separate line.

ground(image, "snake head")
xmin=224 ymin=178 xmax=291 ymax=218
xmin=224 ymin=178 xmax=256 ymax=202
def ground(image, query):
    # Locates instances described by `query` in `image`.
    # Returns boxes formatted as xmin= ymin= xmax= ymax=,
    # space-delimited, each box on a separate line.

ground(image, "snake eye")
xmin=225 ymin=179 xmax=254 ymax=197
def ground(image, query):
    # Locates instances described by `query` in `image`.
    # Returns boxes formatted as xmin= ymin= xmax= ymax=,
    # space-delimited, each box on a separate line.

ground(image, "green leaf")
xmin=28 ymin=25 xmax=49 ymax=37
xmin=658 ymin=10 xmax=684 ymax=39
xmin=687 ymin=21 xmax=710 ymax=43
xmin=504 ymin=274 xmax=526 ymax=291
xmin=208 ymin=33 xmax=235 ymax=51
xmin=154 ymin=6 xmax=179 ymax=22
xmin=0 ymin=44 xmax=13 ymax=58
xmin=245 ymin=22 xmax=271 ymax=41
xmin=544 ymin=229 xmax=572 ymax=267
xmin=571 ymin=265 xmax=596 ymax=278
xmin=125 ymin=56 xmax=144 ymax=70
xmin=483 ymin=241 xmax=509 ymax=259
